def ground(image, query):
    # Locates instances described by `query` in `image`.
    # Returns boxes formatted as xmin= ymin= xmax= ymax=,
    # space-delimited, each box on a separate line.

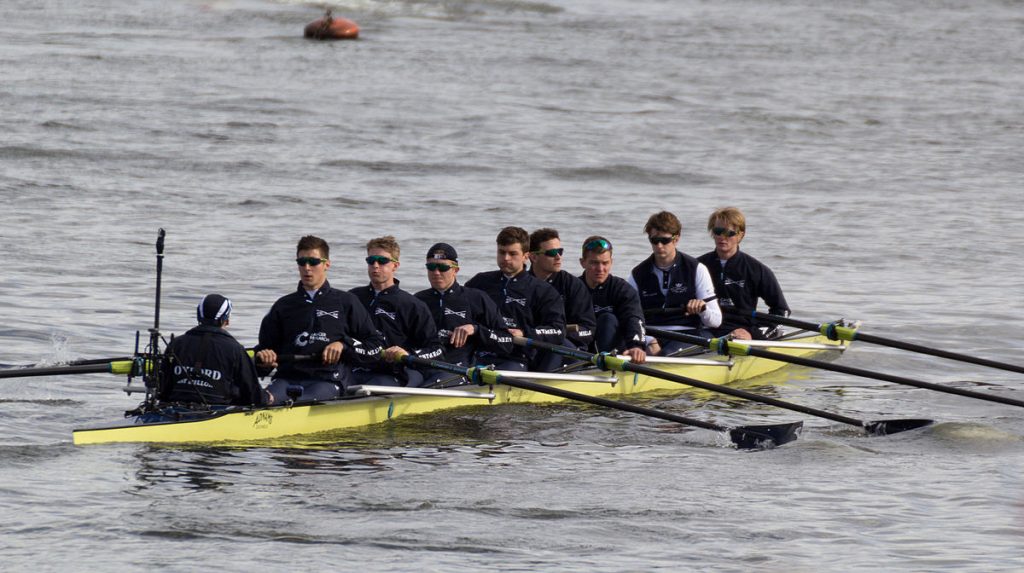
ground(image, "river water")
xmin=2 ymin=0 xmax=1023 ymax=570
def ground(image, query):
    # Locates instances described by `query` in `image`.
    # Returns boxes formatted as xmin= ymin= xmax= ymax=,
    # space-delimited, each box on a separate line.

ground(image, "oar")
xmin=648 ymin=326 xmax=1024 ymax=410
xmin=398 ymin=354 xmax=802 ymax=449
xmin=0 ymin=361 xmax=135 ymax=379
xmin=514 ymin=337 xmax=932 ymax=436
xmin=0 ymin=353 xmax=316 ymax=380
xmin=15 ymin=356 xmax=134 ymax=369
xmin=731 ymin=309 xmax=1024 ymax=375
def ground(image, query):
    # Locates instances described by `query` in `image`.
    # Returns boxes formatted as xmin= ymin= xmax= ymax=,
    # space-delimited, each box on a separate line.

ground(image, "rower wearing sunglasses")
xmin=527 ymin=228 xmax=597 ymax=370
xmin=697 ymin=207 xmax=790 ymax=340
xmin=255 ymin=235 xmax=384 ymax=403
xmin=415 ymin=242 xmax=513 ymax=381
xmin=349 ymin=236 xmax=443 ymax=387
xmin=466 ymin=226 xmax=566 ymax=372
xmin=578 ymin=236 xmax=648 ymax=364
xmin=628 ymin=211 xmax=722 ymax=356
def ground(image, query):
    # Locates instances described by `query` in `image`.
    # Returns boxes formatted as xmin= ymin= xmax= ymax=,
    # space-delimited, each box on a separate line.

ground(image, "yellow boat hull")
xmin=72 ymin=332 xmax=845 ymax=446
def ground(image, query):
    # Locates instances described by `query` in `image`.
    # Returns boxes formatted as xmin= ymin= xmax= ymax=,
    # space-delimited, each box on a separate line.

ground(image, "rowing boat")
xmin=71 ymin=328 xmax=850 ymax=446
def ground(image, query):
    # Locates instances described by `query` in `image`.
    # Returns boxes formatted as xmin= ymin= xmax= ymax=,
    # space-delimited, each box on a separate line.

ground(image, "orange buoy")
xmin=304 ymin=10 xmax=359 ymax=40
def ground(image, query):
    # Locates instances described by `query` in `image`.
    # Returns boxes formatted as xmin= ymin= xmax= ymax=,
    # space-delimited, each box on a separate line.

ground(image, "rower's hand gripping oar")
xmin=395 ymin=354 xmax=802 ymax=449
xmin=650 ymin=325 xmax=1024 ymax=411
xmin=731 ymin=309 xmax=1024 ymax=376
xmin=515 ymin=336 xmax=931 ymax=436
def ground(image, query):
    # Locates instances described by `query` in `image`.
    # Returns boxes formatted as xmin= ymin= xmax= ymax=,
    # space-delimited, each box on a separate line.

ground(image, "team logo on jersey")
xmin=505 ymin=296 xmax=527 ymax=307
xmin=374 ymin=307 xmax=397 ymax=321
xmin=444 ymin=308 xmax=468 ymax=319
xmin=723 ymin=278 xmax=745 ymax=288
xmin=593 ymin=305 xmax=613 ymax=314
xmin=294 ymin=331 xmax=329 ymax=347
xmin=669 ymin=283 xmax=688 ymax=294
xmin=316 ymin=309 xmax=340 ymax=319
xmin=438 ymin=329 xmax=453 ymax=339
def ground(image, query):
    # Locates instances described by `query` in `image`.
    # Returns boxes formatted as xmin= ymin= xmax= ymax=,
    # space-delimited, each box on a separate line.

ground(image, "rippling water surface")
xmin=2 ymin=0 xmax=1023 ymax=570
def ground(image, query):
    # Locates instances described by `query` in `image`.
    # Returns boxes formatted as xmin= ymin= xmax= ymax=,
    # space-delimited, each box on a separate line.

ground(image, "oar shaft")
xmin=758 ymin=346 xmax=1024 ymax=408
xmin=400 ymin=355 xmax=772 ymax=441
xmin=491 ymin=373 xmax=730 ymax=433
xmin=0 ymin=363 xmax=115 ymax=379
xmin=625 ymin=360 xmax=865 ymax=427
xmin=0 ymin=353 xmax=315 ymax=380
xmin=739 ymin=309 xmax=1024 ymax=375
xmin=515 ymin=337 xmax=868 ymax=428
xmin=650 ymin=327 xmax=1024 ymax=409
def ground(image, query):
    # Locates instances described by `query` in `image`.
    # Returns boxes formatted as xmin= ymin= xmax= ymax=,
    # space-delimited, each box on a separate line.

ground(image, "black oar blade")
xmin=863 ymin=418 xmax=934 ymax=436
xmin=729 ymin=421 xmax=803 ymax=449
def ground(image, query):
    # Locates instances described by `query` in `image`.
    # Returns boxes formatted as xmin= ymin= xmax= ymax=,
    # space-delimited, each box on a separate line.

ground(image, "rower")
xmin=697 ymin=207 xmax=790 ymax=340
xmin=465 ymin=226 xmax=566 ymax=371
xmin=158 ymin=294 xmax=268 ymax=406
xmin=528 ymin=228 xmax=597 ymax=349
xmin=349 ymin=236 xmax=443 ymax=387
xmin=414 ymin=242 xmax=513 ymax=383
xmin=254 ymin=235 xmax=383 ymax=403
xmin=627 ymin=211 xmax=722 ymax=355
xmin=578 ymin=236 xmax=648 ymax=364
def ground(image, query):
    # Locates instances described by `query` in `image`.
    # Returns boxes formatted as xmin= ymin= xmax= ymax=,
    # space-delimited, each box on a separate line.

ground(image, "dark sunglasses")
xmin=425 ymin=262 xmax=457 ymax=272
xmin=534 ymin=248 xmax=564 ymax=257
xmin=583 ymin=239 xmax=612 ymax=252
xmin=711 ymin=227 xmax=740 ymax=237
xmin=648 ymin=235 xmax=676 ymax=245
xmin=366 ymin=255 xmax=397 ymax=265
xmin=296 ymin=257 xmax=326 ymax=267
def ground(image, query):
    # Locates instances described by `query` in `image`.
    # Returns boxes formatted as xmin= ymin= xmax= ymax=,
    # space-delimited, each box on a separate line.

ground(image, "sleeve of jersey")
xmin=236 ymin=346 xmax=266 ymax=406
xmin=344 ymin=301 xmax=385 ymax=365
xmin=614 ymin=281 xmax=648 ymax=349
xmin=695 ymin=263 xmax=723 ymax=328
xmin=528 ymin=283 xmax=566 ymax=344
xmin=472 ymin=290 xmax=514 ymax=355
xmin=758 ymin=265 xmax=791 ymax=316
xmin=254 ymin=306 xmax=281 ymax=354
xmin=566 ymin=279 xmax=596 ymax=349
xmin=409 ymin=300 xmax=444 ymax=361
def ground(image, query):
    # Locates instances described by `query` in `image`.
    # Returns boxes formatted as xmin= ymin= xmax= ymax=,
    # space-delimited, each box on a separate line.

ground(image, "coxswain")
xmin=578 ymin=236 xmax=648 ymax=364
xmin=465 ymin=226 xmax=566 ymax=371
xmin=414 ymin=242 xmax=513 ymax=382
xmin=349 ymin=236 xmax=442 ymax=387
xmin=158 ymin=294 xmax=268 ymax=406
xmin=697 ymin=207 xmax=790 ymax=340
xmin=628 ymin=211 xmax=721 ymax=355
xmin=254 ymin=235 xmax=383 ymax=403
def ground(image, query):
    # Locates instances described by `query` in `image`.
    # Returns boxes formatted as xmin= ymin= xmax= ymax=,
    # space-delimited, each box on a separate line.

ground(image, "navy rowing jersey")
xmin=415 ymin=281 xmax=513 ymax=366
xmin=255 ymin=280 xmax=384 ymax=384
xmin=697 ymin=249 xmax=789 ymax=338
